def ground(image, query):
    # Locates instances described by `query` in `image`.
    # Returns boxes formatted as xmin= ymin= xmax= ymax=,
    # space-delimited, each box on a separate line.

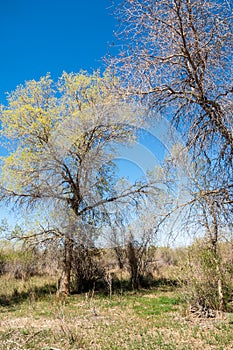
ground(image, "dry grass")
xmin=0 ymin=276 xmax=233 ymax=349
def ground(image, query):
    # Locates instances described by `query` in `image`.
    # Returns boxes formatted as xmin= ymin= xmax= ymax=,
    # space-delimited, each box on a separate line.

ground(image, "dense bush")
xmin=71 ymin=245 xmax=105 ymax=293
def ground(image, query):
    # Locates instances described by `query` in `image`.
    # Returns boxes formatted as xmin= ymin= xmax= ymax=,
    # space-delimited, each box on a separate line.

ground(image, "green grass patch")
xmin=133 ymin=295 xmax=180 ymax=317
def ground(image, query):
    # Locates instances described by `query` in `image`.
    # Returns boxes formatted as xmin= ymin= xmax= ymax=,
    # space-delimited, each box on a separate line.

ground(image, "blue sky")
xmin=0 ymin=0 xmax=175 ymax=227
xmin=0 ymin=0 xmax=117 ymax=103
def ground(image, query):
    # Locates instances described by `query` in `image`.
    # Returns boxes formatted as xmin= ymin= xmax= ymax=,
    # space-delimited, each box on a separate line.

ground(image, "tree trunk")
xmin=217 ymin=274 xmax=224 ymax=312
xmin=127 ymin=239 xmax=140 ymax=290
xmin=210 ymin=203 xmax=224 ymax=312
xmin=58 ymin=236 xmax=73 ymax=295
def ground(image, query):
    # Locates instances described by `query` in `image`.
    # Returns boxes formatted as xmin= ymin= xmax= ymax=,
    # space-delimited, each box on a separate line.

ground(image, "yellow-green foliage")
xmin=0 ymin=71 xmax=137 ymax=205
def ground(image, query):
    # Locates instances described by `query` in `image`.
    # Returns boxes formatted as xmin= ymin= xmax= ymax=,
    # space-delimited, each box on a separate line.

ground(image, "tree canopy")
xmin=0 ymin=71 xmax=158 ymax=293
xmin=0 ymin=71 xmax=149 ymax=216
xmin=112 ymin=0 xmax=233 ymax=162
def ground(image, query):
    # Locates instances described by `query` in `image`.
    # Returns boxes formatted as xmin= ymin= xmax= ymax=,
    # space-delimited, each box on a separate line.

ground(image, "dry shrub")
xmin=0 ymin=244 xmax=39 ymax=280
xmin=71 ymin=245 xmax=105 ymax=293
xmin=178 ymin=240 xmax=233 ymax=315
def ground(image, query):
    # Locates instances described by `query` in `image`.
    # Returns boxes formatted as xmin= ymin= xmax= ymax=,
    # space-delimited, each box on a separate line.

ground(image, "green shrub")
xmin=179 ymin=240 xmax=233 ymax=314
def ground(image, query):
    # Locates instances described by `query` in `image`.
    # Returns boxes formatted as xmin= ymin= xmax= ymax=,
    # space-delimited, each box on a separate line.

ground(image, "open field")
xmin=0 ymin=276 xmax=233 ymax=350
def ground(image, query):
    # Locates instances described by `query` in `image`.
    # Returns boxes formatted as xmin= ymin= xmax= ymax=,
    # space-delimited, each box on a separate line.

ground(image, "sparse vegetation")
xmin=0 ymin=241 xmax=233 ymax=349
xmin=0 ymin=273 xmax=233 ymax=350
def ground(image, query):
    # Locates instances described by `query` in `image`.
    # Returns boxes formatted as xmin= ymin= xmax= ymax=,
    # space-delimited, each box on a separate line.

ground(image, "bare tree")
xmin=165 ymin=146 xmax=233 ymax=312
xmin=107 ymin=177 xmax=173 ymax=290
xmin=111 ymin=0 xmax=233 ymax=167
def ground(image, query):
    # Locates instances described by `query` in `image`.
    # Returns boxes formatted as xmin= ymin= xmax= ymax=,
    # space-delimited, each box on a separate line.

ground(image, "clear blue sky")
xmin=0 ymin=0 xmax=117 ymax=103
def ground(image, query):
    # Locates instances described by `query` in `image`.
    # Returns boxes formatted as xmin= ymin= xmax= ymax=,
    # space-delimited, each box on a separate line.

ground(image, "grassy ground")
xmin=0 ymin=275 xmax=233 ymax=350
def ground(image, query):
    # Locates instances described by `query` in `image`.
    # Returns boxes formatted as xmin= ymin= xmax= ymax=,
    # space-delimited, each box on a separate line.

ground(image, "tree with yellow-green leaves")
xmin=0 ymin=71 xmax=152 ymax=294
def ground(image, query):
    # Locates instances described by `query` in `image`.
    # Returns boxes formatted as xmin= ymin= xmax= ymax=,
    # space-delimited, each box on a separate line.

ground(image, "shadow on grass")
xmin=87 ymin=276 xmax=180 ymax=296
xmin=112 ymin=276 xmax=179 ymax=292
xmin=0 ymin=277 xmax=179 ymax=307
xmin=0 ymin=283 xmax=57 ymax=307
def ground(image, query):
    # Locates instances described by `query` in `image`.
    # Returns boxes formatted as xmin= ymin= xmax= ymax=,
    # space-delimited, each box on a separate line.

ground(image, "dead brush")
xmin=85 ymin=285 xmax=98 ymax=316
xmin=58 ymin=316 xmax=79 ymax=345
